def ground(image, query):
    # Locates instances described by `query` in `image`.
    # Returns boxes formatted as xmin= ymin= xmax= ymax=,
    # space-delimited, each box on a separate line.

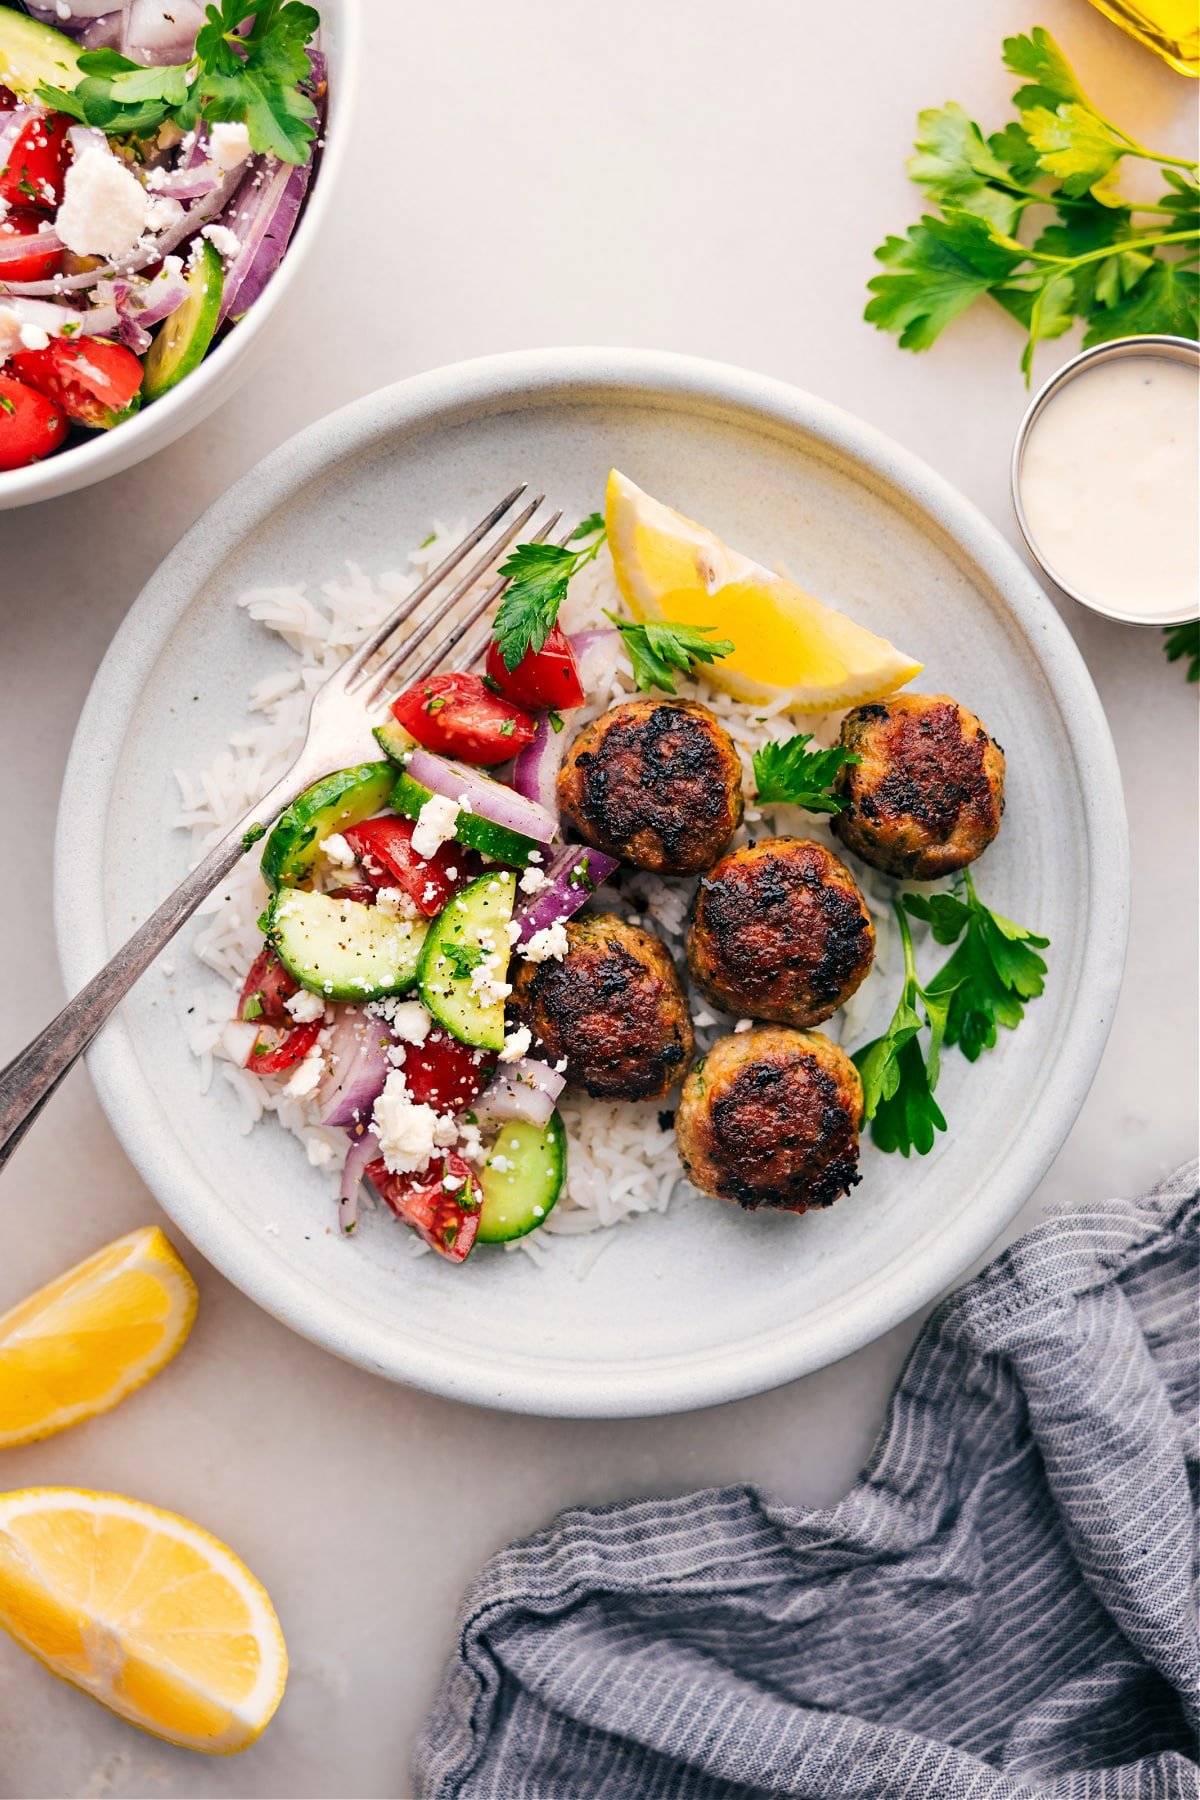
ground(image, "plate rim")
xmin=53 ymin=346 xmax=1130 ymax=1416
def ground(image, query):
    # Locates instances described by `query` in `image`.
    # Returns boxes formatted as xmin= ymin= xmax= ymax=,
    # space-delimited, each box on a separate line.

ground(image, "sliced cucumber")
xmin=262 ymin=887 xmax=426 ymax=1001
xmin=261 ymin=763 xmax=396 ymax=891
xmin=391 ymin=771 xmax=539 ymax=868
xmin=0 ymin=12 xmax=83 ymax=95
xmin=416 ymin=871 xmax=516 ymax=1050
xmin=373 ymin=716 xmax=417 ymax=765
xmin=476 ymin=1114 xmax=566 ymax=1243
xmin=142 ymin=240 xmax=224 ymax=403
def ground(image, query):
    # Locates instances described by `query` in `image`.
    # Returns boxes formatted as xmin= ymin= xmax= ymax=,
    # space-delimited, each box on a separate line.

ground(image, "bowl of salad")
xmin=0 ymin=0 xmax=355 ymax=508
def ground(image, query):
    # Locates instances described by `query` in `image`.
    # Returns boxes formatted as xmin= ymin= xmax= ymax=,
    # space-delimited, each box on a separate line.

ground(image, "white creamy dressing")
xmin=1018 ymin=354 xmax=1199 ymax=621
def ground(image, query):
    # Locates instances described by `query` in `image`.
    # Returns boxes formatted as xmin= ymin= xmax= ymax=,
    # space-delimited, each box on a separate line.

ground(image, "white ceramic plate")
xmin=55 ymin=349 xmax=1128 ymax=1417
xmin=0 ymin=0 xmax=357 ymax=511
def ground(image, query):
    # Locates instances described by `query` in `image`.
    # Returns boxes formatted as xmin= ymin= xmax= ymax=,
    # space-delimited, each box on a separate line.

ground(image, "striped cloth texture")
xmin=414 ymin=1162 xmax=1199 ymax=1799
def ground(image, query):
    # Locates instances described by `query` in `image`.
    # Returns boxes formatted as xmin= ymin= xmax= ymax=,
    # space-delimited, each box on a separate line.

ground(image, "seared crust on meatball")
xmin=687 ymin=837 xmax=874 ymax=1028
xmin=676 ymin=1027 xmax=862 ymax=1212
xmin=510 ymin=913 xmax=693 ymax=1102
xmin=557 ymin=698 xmax=744 ymax=875
xmin=831 ymin=693 xmax=1005 ymax=881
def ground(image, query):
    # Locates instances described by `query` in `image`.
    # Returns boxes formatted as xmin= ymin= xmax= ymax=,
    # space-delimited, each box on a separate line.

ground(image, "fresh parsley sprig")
xmin=866 ymin=26 xmax=1199 ymax=380
xmin=853 ymin=902 xmax=951 ymax=1157
xmin=603 ymin=613 xmax=735 ymax=695
xmin=1163 ymin=621 xmax=1199 ymax=684
xmin=39 ymin=0 xmax=321 ymax=165
xmin=903 ymin=871 xmax=1049 ymax=1062
xmin=491 ymin=515 xmax=607 ymax=672
xmin=752 ymin=733 xmax=860 ymax=813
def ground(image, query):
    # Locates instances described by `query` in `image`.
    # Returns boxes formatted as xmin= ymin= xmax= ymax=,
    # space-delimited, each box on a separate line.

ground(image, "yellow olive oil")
xmin=1087 ymin=0 xmax=1199 ymax=76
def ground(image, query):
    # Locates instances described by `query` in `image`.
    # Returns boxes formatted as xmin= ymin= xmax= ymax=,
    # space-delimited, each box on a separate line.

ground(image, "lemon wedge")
xmin=605 ymin=468 xmax=923 ymax=710
xmin=0 ymin=1227 xmax=197 ymax=1448
xmin=0 ymin=1488 xmax=288 ymax=1753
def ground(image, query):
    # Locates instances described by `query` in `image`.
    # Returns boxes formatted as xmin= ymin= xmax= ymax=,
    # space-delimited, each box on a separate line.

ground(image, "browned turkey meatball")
xmin=687 ymin=838 xmax=874 ymax=1029
xmin=557 ymin=698 xmax=744 ymax=875
xmin=676 ymin=1026 xmax=862 ymax=1212
xmin=510 ymin=913 xmax=693 ymax=1102
xmin=831 ymin=693 xmax=1005 ymax=881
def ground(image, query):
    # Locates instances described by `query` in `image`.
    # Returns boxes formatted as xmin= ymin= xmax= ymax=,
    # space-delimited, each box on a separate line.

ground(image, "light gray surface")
xmin=0 ymin=1 xmax=1195 ymax=1794
xmin=54 ymin=348 xmax=1128 ymax=1415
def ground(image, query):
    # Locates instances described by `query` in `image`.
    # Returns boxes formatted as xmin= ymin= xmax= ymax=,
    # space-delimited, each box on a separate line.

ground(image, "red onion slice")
xmin=473 ymin=1059 xmax=565 ymax=1128
xmin=511 ymin=713 xmax=565 ymax=818
xmin=2 ymin=296 xmax=121 ymax=338
xmin=339 ymin=1127 xmax=379 ymax=1235
xmin=511 ymin=844 xmax=619 ymax=945
xmin=407 ymin=748 xmax=558 ymax=846
xmin=0 ymin=227 xmax=64 ymax=265
xmin=317 ymin=1008 xmax=392 ymax=1130
xmin=217 ymin=152 xmax=313 ymax=325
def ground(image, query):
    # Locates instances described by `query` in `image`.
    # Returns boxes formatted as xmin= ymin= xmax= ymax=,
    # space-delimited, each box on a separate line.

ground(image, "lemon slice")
xmin=0 ymin=1488 xmax=288 ymax=1753
xmin=605 ymin=468 xmax=922 ymax=710
xmin=0 ymin=1227 xmax=197 ymax=1448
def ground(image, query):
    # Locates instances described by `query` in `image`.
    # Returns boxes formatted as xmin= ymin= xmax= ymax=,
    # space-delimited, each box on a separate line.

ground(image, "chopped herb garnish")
xmin=498 ymin=717 xmax=516 ymax=738
xmin=480 ymin=673 xmax=502 ymax=695
xmin=570 ymin=854 xmax=595 ymax=892
xmin=547 ymin=710 xmax=564 ymax=733
xmin=425 ymin=694 xmax=448 ymax=714
xmin=441 ymin=941 xmax=487 ymax=980
xmin=0 ymin=395 xmax=15 ymax=417
xmin=752 ymin=733 xmax=860 ymax=813
xmin=603 ymin=612 xmax=734 ymax=694
xmin=242 ymin=993 xmax=264 ymax=1021
xmin=419 ymin=531 xmax=437 ymax=548
xmin=491 ymin=515 xmax=607 ymax=671
xmin=241 ymin=822 xmax=266 ymax=851
xmin=903 ymin=871 xmax=1049 ymax=1062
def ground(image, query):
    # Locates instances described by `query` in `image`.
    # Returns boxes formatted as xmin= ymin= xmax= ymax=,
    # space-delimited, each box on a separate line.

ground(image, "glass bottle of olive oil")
xmin=1087 ymin=0 xmax=1199 ymax=76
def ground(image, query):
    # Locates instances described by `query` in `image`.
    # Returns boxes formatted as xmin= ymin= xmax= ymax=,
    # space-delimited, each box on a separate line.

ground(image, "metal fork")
xmin=0 ymin=485 xmax=565 ymax=1173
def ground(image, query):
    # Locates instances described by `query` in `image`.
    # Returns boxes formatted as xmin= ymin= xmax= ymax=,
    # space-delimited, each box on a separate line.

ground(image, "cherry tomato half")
xmin=401 ymin=1029 xmax=496 ymax=1114
xmin=367 ymin=1152 xmax=480 ymax=1262
xmin=485 ymin=624 xmax=585 ymax=711
xmin=244 ymin=1020 xmax=323 ymax=1075
xmin=343 ymin=816 xmax=474 ymax=917
xmin=0 ymin=111 xmax=73 ymax=210
xmin=238 ymin=946 xmax=300 ymax=1027
xmin=390 ymin=673 xmax=536 ymax=767
xmin=0 ymin=204 xmax=63 ymax=280
xmin=11 ymin=337 xmax=143 ymax=428
xmin=0 ymin=372 xmax=66 ymax=470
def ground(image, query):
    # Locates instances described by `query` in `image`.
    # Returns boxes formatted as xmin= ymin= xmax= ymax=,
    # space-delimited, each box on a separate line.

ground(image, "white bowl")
xmin=0 ymin=0 xmax=358 ymax=512
xmin=55 ymin=348 xmax=1129 ymax=1417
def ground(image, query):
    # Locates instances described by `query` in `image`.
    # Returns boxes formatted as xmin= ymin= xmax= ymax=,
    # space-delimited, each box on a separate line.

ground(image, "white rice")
xmin=175 ymin=529 xmax=894 ymax=1253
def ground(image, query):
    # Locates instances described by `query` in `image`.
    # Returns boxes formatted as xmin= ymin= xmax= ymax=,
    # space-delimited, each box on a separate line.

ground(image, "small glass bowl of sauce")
xmin=1011 ymin=335 xmax=1199 ymax=628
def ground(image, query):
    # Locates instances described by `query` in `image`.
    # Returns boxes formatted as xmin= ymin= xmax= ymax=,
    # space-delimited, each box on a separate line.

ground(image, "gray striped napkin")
xmin=415 ymin=1163 xmax=1199 ymax=1799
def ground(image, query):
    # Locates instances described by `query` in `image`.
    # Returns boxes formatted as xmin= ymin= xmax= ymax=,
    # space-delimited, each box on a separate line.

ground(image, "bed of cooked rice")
xmin=175 ymin=526 xmax=896 ymax=1258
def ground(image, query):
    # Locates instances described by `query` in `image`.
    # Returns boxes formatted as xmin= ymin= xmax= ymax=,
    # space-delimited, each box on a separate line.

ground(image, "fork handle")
xmin=0 ymin=767 xmax=309 ymax=1175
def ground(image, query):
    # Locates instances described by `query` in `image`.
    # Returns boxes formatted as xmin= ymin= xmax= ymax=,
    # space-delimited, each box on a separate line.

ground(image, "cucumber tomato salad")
xmin=238 ymin=624 xmax=614 ymax=1264
xmin=0 ymin=2 xmax=324 ymax=470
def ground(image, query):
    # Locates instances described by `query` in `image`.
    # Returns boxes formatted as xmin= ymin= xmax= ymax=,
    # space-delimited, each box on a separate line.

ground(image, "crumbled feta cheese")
xmin=18 ymin=323 xmax=49 ymax=351
xmin=443 ymin=1171 xmax=467 ymax=1192
xmin=411 ymin=794 xmax=460 ymax=858
xmin=142 ymin=195 xmax=183 ymax=235
xmin=201 ymin=222 xmax=242 ymax=260
xmin=527 ymin=850 xmax=543 ymax=863
xmin=285 ymin=989 xmax=326 ymax=1024
xmin=209 ymin=121 xmax=253 ymax=172
xmin=320 ymin=832 xmax=356 ymax=866
xmin=56 ymin=147 xmax=150 ymax=260
xmin=523 ymin=922 xmax=569 ymax=964
xmin=489 ymin=1154 xmax=514 ymax=1174
xmin=433 ymin=1112 xmax=460 ymax=1147
xmin=518 ymin=866 xmax=549 ymax=894
xmin=553 ymin=1058 xmax=568 ymax=1073
xmin=500 ymin=1024 xmax=532 ymax=1063
xmin=372 ymin=1073 xmax=439 ymax=1174
xmin=458 ymin=1122 xmax=485 ymax=1162
xmin=468 ymin=954 xmax=512 ymax=1008
xmin=306 ymin=1137 xmax=336 ymax=1168
xmin=375 ymin=886 xmax=420 ymax=920
xmin=504 ymin=919 xmax=522 ymax=945
xmin=284 ymin=1048 xmax=325 ymax=1098
xmin=383 ymin=1000 xmax=433 ymax=1045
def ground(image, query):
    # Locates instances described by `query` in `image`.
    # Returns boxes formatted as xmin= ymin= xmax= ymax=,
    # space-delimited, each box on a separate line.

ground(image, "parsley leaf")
xmin=1163 ymin=621 xmax=1199 ymax=683
xmin=867 ymin=26 xmax=1200 ymax=380
xmin=904 ymin=872 xmax=1049 ymax=1063
xmin=570 ymin=511 xmax=605 ymax=541
xmin=751 ymin=733 xmax=860 ymax=813
xmin=441 ymin=942 xmax=487 ymax=981
xmin=852 ymin=904 xmax=950 ymax=1158
xmin=37 ymin=2 xmax=319 ymax=165
xmin=491 ymin=518 xmax=607 ymax=671
xmin=242 ymin=993 xmax=264 ymax=1021
xmin=603 ymin=613 xmax=734 ymax=694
